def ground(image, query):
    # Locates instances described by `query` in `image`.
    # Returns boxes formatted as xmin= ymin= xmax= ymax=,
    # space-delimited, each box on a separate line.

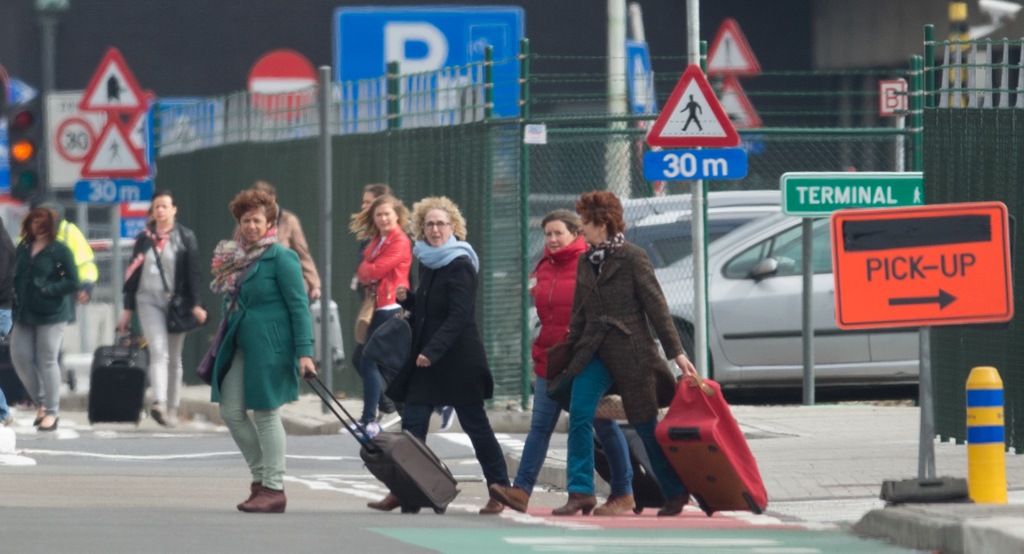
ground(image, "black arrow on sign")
xmin=888 ymin=289 xmax=957 ymax=310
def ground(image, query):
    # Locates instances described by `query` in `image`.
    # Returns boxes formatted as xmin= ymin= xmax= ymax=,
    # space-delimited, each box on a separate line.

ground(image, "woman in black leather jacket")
xmin=117 ymin=190 xmax=207 ymax=426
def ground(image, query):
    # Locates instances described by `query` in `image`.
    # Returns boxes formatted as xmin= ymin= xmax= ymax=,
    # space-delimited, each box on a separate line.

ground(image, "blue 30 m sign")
xmin=643 ymin=148 xmax=748 ymax=181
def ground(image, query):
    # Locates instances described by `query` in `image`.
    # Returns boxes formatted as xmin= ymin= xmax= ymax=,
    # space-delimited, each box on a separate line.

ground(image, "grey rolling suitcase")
xmin=310 ymin=299 xmax=345 ymax=369
xmin=309 ymin=378 xmax=459 ymax=513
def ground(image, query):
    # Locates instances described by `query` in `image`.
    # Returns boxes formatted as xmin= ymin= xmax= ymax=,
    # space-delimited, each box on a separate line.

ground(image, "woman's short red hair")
xmin=575 ymin=191 xmax=626 ymax=236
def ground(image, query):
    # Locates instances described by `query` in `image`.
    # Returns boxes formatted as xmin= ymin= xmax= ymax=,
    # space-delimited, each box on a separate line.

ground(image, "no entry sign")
xmin=831 ymin=202 xmax=1013 ymax=329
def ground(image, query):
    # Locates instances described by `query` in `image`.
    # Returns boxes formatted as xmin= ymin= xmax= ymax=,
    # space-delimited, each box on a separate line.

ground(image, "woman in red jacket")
xmin=351 ymin=194 xmax=412 ymax=428
xmin=489 ymin=210 xmax=636 ymax=514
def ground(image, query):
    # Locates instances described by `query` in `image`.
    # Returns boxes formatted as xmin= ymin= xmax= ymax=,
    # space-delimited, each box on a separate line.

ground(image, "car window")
xmin=723 ymin=219 xmax=832 ymax=279
xmin=651 ymin=231 xmax=731 ymax=268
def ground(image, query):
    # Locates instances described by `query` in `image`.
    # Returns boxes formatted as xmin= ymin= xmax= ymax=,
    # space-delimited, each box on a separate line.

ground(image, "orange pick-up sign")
xmin=831 ymin=202 xmax=1013 ymax=329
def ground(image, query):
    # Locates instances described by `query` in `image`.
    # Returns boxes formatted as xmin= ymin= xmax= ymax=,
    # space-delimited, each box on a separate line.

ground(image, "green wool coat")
xmin=13 ymin=240 xmax=81 ymax=325
xmin=210 ymin=243 xmax=314 ymax=410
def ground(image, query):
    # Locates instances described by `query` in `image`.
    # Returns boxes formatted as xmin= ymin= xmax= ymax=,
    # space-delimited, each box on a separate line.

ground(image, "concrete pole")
xmin=801 ymin=218 xmax=815 ymax=405
xmin=317 ymin=66 xmax=334 ymax=411
xmin=605 ymin=0 xmax=629 ymax=197
xmin=686 ymin=0 xmax=709 ymax=378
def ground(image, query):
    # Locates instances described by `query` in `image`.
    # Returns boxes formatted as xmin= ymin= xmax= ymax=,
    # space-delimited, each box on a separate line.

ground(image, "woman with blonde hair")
xmin=374 ymin=196 xmax=510 ymax=514
xmin=348 ymin=194 xmax=412 ymax=430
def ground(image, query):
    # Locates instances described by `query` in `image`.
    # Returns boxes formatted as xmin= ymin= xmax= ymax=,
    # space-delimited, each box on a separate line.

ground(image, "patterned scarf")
xmin=124 ymin=227 xmax=171 ymax=281
xmin=209 ymin=228 xmax=278 ymax=294
xmin=585 ymin=232 xmax=626 ymax=274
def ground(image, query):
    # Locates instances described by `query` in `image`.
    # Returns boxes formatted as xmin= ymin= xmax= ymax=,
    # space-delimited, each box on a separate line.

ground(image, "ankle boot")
xmin=239 ymin=486 xmax=286 ymax=513
xmin=489 ymin=484 xmax=530 ymax=513
xmin=657 ymin=493 xmax=688 ymax=516
xmin=593 ymin=494 xmax=636 ymax=516
xmin=237 ymin=482 xmax=263 ymax=510
xmin=551 ymin=493 xmax=597 ymax=516
xmin=479 ymin=497 xmax=504 ymax=514
xmin=367 ymin=493 xmax=402 ymax=512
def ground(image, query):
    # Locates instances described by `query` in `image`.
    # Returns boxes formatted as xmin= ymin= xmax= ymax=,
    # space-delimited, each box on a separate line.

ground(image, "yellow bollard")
xmin=966 ymin=366 xmax=1007 ymax=503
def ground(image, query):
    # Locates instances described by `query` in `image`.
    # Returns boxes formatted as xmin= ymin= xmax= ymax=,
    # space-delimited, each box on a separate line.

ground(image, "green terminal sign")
xmin=780 ymin=172 xmax=923 ymax=216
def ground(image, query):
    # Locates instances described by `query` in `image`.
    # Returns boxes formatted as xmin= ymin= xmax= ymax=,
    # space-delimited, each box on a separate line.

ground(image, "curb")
xmin=853 ymin=504 xmax=1024 ymax=554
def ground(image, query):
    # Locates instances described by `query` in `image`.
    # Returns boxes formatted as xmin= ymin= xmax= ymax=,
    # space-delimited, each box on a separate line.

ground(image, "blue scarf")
xmin=413 ymin=235 xmax=480 ymax=273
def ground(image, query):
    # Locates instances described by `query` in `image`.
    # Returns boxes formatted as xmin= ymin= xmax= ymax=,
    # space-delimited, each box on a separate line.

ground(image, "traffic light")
xmin=6 ymin=96 xmax=44 ymax=200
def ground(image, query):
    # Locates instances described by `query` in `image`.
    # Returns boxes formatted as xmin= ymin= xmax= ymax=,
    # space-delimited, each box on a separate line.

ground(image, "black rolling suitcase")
xmin=88 ymin=340 xmax=149 ymax=424
xmin=0 ymin=335 xmax=31 ymax=405
xmin=594 ymin=424 xmax=665 ymax=513
xmin=309 ymin=377 xmax=459 ymax=513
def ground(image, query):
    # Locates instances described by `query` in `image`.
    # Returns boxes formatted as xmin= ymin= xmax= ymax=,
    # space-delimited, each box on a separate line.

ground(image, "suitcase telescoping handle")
xmin=307 ymin=377 xmax=384 ymax=454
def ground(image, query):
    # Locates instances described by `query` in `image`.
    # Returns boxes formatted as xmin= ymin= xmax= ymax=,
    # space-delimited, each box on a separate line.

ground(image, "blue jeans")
xmin=402 ymin=401 xmax=510 ymax=488
xmin=356 ymin=307 xmax=400 ymax=424
xmin=0 ymin=309 xmax=10 ymax=420
xmin=567 ymin=355 xmax=687 ymax=499
xmin=515 ymin=376 xmax=633 ymax=496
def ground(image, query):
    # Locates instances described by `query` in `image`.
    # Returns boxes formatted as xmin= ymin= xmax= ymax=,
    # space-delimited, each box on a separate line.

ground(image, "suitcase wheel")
xmin=693 ymin=493 xmax=713 ymax=517
xmin=633 ymin=506 xmax=643 ymax=515
xmin=433 ymin=506 xmax=447 ymax=515
xmin=743 ymin=492 xmax=763 ymax=514
xmin=401 ymin=505 xmax=421 ymax=514
xmin=707 ymin=444 xmax=718 ymax=453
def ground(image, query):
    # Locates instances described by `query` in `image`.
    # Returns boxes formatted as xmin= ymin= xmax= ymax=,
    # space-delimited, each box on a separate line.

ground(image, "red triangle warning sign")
xmin=79 ymin=47 xmax=147 ymax=114
xmin=646 ymin=64 xmax=740 ymax=148
xmin=707 ymin=18 xmax=761 ymax=77
xmin=719 ymin=77 xmax=762 ymax=129
xmin=80 ymin=119 xmax=150 ymax=179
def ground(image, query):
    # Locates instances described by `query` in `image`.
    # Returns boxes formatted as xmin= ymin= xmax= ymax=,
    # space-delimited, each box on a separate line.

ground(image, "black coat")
xmin=122 ymin=223 xmax=204 ymax=312
xmin=386 ymin=255 xmax=494 ymax=406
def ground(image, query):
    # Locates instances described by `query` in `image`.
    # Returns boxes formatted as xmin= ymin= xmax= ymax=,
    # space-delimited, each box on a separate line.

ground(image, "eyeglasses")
xmin=424 ymin=221 xmax=450 ymax=229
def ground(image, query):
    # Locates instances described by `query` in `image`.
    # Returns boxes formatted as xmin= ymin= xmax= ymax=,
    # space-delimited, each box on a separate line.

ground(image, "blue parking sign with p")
xmin=333 ymin=6 xmax=524 ymax=118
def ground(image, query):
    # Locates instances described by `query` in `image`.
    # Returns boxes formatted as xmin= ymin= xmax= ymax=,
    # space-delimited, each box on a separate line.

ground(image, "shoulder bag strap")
xmin=150 ymin=241 xmax=171 ymax=294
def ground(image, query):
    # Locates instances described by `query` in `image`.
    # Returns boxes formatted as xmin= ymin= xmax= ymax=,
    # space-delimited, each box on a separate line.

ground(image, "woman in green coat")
xmin=210 ymin=189 xmax=316 ymax=514
xmin=11 ymin=208 xmax=80 ymax=432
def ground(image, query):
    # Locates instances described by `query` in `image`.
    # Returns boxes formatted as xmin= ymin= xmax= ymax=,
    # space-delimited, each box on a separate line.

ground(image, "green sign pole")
xmin=780 ymin=172 xmax=924 ymax=216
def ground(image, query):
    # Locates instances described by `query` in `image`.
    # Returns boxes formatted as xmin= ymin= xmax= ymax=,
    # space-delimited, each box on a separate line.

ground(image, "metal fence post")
xmin=317 ymin=65 xmax=333 ymax=412
xmin=484 ymin=46 xmax=494 ymax=120
xmin=518 ymin=38 xmax=532 ymax=410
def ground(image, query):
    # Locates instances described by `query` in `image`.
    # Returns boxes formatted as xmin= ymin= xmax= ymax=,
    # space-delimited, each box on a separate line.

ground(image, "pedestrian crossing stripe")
xmin=646 ymin=64 xmax=740 ymax=148
xmin=80 ymin=119 xmax=150 ymax=178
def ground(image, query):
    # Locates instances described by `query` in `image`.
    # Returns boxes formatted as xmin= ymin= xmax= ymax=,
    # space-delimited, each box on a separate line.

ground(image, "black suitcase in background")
xmin=309 ymin=377 xmax=459 ymax=513
xmin=88 ymin=343 xmax=148 ymax=424
xmin=594 ymin=424 xmax=666 ymax=513
xmin=0 ymin=337 xmax=31 ymax=405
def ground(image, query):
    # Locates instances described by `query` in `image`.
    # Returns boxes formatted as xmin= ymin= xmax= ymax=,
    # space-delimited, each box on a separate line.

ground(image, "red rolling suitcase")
xmin=655 ymin=377 xmax=767 ymax=516
xmin=308 ymin=377 xmax=459 ymax=514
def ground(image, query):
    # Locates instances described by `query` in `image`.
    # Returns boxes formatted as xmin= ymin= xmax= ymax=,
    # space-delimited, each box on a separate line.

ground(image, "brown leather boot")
xmin=657 ymin=493 xmax=688 ymax=516
xmin=367 ymin=493 xmax=401 ymax=512
xmin=551 ymin=493 xmax=597 ymax=516
xmin=593 ymin=494 xmax=636 ymax=516
xmin=237 ymin=482 xmax=263 ymax=511
xmin=239 ymin=486 xmax=286 ymax=513
xmin=489 ymin=484 xmax=530 ymax=513
xmin=479 ymin=497 xmax=504 ymax=514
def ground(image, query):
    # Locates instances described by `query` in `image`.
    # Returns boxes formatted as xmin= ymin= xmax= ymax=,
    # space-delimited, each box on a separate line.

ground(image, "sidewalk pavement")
xmin=58 ymin=384 xmax=1024 ymax=554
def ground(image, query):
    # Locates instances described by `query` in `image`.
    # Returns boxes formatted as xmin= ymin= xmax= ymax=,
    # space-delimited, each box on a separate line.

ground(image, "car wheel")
xmin=673 ymin=318 xmax=713 ymax=378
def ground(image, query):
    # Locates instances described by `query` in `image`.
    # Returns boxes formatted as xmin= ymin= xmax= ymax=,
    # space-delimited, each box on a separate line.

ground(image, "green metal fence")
xmin=921 ymin=26 xmax=1024 ymax=453
xmin=154 ymin=42 xmax=916 ymax=410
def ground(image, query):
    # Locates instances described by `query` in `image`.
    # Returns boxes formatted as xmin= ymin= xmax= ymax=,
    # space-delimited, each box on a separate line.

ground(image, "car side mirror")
xmin=749 ymin=258 xmax=779 ymax=281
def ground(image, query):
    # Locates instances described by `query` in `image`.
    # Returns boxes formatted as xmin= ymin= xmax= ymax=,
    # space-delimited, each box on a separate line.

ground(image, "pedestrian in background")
xmin=0 ymin=217 xmax=16 ymax=426
xmin=10 ymin=208 xmax=80 ymax=432
xmin=376 ymin=196 xmax=510 ymax=514
xmin=552 ymin=191 xmax=697 ymax=517
xmin=250 ymin=181 xmax=321 ymax=300
xmin=117 ymin=190 xmax=207 ymax=427
xmin=489 ymin=210 xmax=636 ymax=514
xmin=209 ymin=189 xmax=316 ymax=514
xmin=349 ymin=193 xmax=411 ymax=431
xmin=350 ymin=183 xmax=397 ymax=416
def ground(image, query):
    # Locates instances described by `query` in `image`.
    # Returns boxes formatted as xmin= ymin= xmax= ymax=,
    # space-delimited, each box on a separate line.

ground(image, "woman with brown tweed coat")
xmin=551 ymin=190 xmax=699 ymax=517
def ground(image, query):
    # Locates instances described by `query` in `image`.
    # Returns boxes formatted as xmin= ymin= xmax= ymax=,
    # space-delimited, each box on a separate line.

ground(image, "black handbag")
xmin=362 ymin=310 xmax=412 ymax=372
xmin=151 ymin=240 xmax=204 ymax=334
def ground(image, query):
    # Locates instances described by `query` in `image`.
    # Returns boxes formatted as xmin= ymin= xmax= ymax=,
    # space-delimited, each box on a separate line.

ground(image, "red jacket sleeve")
xmin=357 ymin=233 xmax=410 ymax=283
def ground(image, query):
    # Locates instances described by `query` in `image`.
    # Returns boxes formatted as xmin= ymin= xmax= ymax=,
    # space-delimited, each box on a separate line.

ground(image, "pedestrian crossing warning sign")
xmin=646 ymin=64 xmax=740 ymax=148
xmin=80 ymin=119 xmax=149 ymax=178
xmin=707 ymin=18 xmax=761 ymax=77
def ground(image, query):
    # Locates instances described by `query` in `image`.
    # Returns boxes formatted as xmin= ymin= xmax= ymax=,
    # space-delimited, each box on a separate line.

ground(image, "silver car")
xmin=654 ymin=213 xmax=919 ymax=389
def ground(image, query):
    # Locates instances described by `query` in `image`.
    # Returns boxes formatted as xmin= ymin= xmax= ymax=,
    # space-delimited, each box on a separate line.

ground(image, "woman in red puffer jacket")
xmin=489 ymin=210 xmax=634 ymax=514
